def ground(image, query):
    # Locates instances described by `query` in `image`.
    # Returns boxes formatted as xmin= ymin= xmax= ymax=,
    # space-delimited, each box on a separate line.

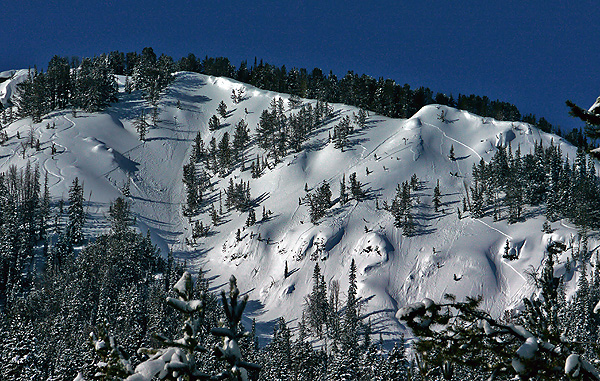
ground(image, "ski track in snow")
xmin=474 ymin=218 xmax=513 ymax=240
xmin=423 ymin=121 xmax=483 ymax=161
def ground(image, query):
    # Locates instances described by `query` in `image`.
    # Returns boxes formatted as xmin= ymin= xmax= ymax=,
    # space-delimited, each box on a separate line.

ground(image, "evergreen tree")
xmin=334 ymin=115 xmax=351 ymax=150
xmin=108 ymin=197 xmax=133 ymax=235
xmin=132 ymin=47 xmax=173 ymax=103
xmin=67 ymin=177 xmax=85 ymax=244
xmin=217 ymin=131 xmax=232 ymax=175
xmin=182 ymin=160 xmax=201 ymax=215
xmin=134 ymin=109 xmax=149 ymax=141
xmin=385 ymin=341 xmax=408 ymax=380
xmin=304 ymin=263 xmax=329 ymax=338
xmin=566 ymin=98 xmax=600 ymax=139
xmin=46 ymin=55 xmax=72 ymax=110
xmin=306 ymin=181 xmax=332 ymax=224
xmin=192 ymin=131 xmax=205 ymax=163
xmin=208 ymin=114 xmax=220 ymax=131
xmin=15 ymin=68 xmax=50 ymax=123
xmin=349 ymin=172 xmax=364 ymax=201
xmin=433 ymin=179 xmax=441 ymax=212
xmin=217 ymin=100 xmax=228 ymax=118
xmin=340 ymin=173 xmax=347 ymax=205
xmin=233 ymin=119 xmax=249 ymax=163
xmin=72 ymin=56 xmax=118 ymax=112
xmin=246 ymin=207 xmax=256 ymax=227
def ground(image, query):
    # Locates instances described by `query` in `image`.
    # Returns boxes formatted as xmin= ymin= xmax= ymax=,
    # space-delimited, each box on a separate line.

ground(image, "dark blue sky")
xmin=2 ymin=1 xmax=598 ymax=131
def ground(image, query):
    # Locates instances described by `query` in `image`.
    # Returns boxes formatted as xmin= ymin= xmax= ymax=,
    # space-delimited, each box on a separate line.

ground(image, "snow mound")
xmin=353 ymin=233 xmax=393 ymax=274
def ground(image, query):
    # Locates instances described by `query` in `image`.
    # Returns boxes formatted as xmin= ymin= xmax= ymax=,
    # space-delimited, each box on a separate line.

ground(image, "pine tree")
xmin=127 ymin=273 xmax=260 ymax=380
xmin=108 ymin=197 xmax=133 ymax=235
xmin=233 ymin=119 xmax=249 ymax=163
xmin=210 ymin=203 xmax=219 ymax=225
xmin=305 ymin=263 xmax=329 ymax=338
xmin=349 ymin=172 xmax=364 ymax=201
xmin=385 ymin=341 xmax=408 ymax=380
xmin=182 ymin=160 xmax=200 ymax=215
xmin=67 ymin=177 xmax=85 ymax=244
xmin=134 ymin=109 xmax=149 ymax=141
xmin=449 ymin=144 xmax=455 ymax=161
xmin=217 ymin=100 xmax=228 ymax=118
xmin=334 ymin=115 xmax=351 ymax=150
xmin=433 ymin=179 xmax=442 ymax=212
xmin=217 ymin=131 xmax=232 ymax=175
xmin=306 ymin=181 xmax=332 ymax=224
xmin=192 ymin=131 xmax=204 ymax=163
xmin=208 ymin=114 xmax=220 ymax=131
xmin=246 ymin=207 xmax=256 ymax=227
xmin=340 ymin=173 xmax=347 ymax=205
xmin=355 ymin=108 xmax=367 ymax=129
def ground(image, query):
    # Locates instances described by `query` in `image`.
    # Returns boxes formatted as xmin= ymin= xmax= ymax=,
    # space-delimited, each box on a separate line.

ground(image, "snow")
xmin=173 ymin=271 xmax=191 ymax=297
xmin=565 ymin=354 xmax=581 ymax=377
xmin=127 ymin=348 xmax=178 ymax=381
xmin=0 ymin=69 xmax=28 ymax=106
xmin=588 ymin=96 xmax=600 ymax=114
xmin=0 ymin=69 xmax=594 ymax=346
xmin=516 ymin=337 xmax=538 ymax=360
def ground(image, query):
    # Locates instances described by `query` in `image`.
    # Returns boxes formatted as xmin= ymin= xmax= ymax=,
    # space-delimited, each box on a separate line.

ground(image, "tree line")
xmin=5 ymin=47 xmax=592 ymax=150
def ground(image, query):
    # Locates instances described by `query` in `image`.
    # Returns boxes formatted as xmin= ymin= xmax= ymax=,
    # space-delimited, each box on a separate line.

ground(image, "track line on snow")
xmin=422 ymin=121 xmax=483 ymax=161
xmin=474 ymin=218 xmax=512 ymax=240
xmin=501 ymin=258 xmax=527 ymax=282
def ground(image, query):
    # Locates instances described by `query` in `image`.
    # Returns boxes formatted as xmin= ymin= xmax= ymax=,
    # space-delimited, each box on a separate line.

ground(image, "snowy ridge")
xmin=0 ymin=70 xmax=591 ymax=342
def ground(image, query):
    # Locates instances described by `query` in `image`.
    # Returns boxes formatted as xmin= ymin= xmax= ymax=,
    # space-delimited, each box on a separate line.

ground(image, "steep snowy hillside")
xmin=0 ymin=69 xmax=29 ymax=106
xmin=0 ymin=70 xmax=591 ymax=344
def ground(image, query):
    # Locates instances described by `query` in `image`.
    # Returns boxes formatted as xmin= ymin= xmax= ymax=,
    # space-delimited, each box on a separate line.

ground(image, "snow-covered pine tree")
xmin=217 ymin=132 xmax=232 ymax=176
xmin=217 ymin=100 xmax=228 ymax=118
xmin=208 ymin=114 xmax=220 ymax=131
xmin=126 ymin=272 xmax=259 ymax=380
xmin=108 ymin=197 xmax=134 ymax=235
xmin=182 ymin=160 xmax=200 ymax=216
xmin=246 ymin=207 xmax=256 ymax=227
xmin=134 ymin=110 xmax=149 ymax=141
xmin=67 ymin=176 xmax=85 ymax=244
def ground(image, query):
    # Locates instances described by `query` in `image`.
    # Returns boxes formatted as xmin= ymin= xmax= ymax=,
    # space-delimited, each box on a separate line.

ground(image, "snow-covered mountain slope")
xmin=0 ymin=71 xmax=590 ymax=343
xmin=0 ymin=69 xmax=28 ymax=106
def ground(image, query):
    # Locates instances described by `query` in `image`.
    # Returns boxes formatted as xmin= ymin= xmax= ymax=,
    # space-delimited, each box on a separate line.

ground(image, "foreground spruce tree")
xmin=125 ymin=273 xmax=259 ymax=380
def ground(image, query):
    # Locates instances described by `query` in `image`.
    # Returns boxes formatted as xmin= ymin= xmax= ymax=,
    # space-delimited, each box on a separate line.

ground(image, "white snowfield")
xmin=0 ymin=70 xmax=592 ymax=343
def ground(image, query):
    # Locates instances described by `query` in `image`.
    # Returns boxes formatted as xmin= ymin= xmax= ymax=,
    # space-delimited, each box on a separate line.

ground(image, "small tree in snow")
xmin=449 ymin=144 xmax=455 ymax=161
xmin=134 ymin=110 xmax=149 ymax=141
xmin=208 ymin=115 xmax=220 ymax=131
xmin=217 ymin=101 xmax=228 ymax=119
xmin=433 ymin=179 xmax=442 ymax=212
